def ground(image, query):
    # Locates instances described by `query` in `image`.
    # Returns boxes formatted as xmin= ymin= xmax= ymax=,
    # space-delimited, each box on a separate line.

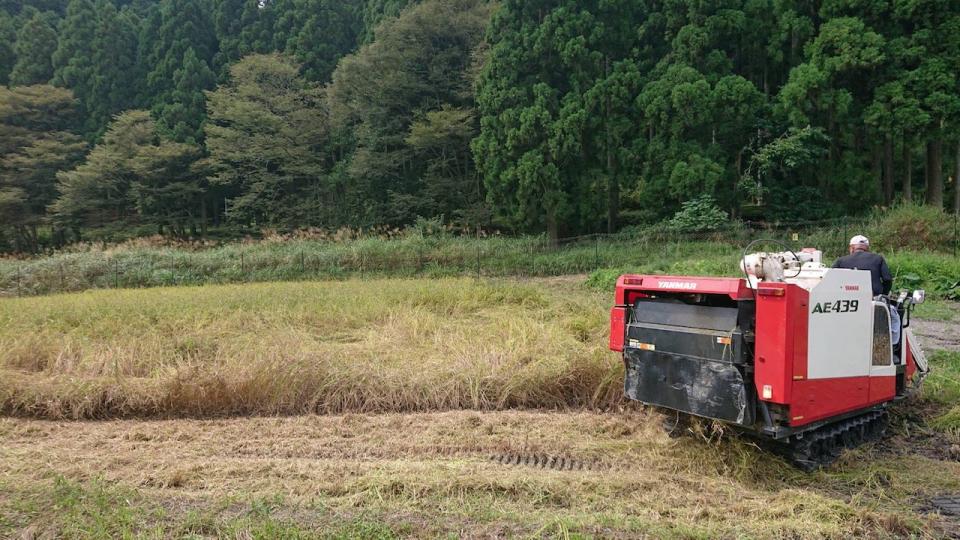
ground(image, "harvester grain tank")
xmin=608 ymin=248 xmax=930 ymax=470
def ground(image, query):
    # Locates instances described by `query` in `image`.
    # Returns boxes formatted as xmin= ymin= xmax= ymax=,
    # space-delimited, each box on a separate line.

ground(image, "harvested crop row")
xmin=0 ymin=278 xmax=622 ymax=419
xmin=1 ymin=411 xmax=950 ymax=538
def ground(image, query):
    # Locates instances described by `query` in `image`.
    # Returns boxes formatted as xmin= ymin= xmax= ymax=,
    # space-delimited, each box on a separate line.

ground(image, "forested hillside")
xmin=0 ymin=0 xmax=958 ymax=252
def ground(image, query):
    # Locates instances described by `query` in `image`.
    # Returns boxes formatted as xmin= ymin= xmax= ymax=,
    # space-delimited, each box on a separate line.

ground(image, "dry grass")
xmin=0 ymin=278 xmax=621 ymax=419
xmin=3 ymin=278 xmax=960 ymax=537
xmin=2 ymin=411 xmax=953 ymax=538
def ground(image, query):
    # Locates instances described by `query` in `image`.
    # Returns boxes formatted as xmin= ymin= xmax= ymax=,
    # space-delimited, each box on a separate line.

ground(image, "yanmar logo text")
xmin=658 ymin=281 xmax=698 ymax=290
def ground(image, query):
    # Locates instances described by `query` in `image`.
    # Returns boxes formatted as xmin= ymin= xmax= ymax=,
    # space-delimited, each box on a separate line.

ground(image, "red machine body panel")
xmin=789 ymin=377 xmax=870 ymax=425
xmin=753 ymin=278 xmax=896 ymax=428
xmin=754 ymin=282 xmax=808 ymax=406
xmin=609 ymin=307 xmax=626 ymax=352
xmin=869 ymin=376 xmax=897 ymax=405
xmin=787 ymin=376 xmax=896 ymax=427
xmin=614 ymin=275 xmax=752 ymax=305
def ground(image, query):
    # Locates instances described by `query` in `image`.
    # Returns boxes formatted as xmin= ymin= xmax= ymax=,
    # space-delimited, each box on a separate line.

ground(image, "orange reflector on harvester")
xmin=623 ymin=277 xmax=643 ymax=285
xmin=756 ymin=288 xmax=785 ymax=297
xmin=716 ymin=336 xmax=732 ymax=345
xmin=637 ymin=343 xmax=656 ymax=351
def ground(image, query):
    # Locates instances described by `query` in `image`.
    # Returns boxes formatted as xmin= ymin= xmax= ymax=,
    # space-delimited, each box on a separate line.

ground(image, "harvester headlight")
xmin=912 ymin=290 xmax=926 ymax=305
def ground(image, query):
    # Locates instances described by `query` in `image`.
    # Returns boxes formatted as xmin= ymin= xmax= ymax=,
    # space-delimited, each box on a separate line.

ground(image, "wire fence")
xmin=1 ymin=215 xmax=957 ymax=298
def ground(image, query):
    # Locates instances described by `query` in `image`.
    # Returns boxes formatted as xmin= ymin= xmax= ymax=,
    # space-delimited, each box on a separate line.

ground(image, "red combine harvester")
xmin=608 ymin=248 xmax=930 ymax=470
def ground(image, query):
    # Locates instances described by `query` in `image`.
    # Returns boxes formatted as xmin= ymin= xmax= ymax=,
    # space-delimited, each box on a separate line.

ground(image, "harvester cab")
xmin=608 ymin=247 xmax=929 ymax=470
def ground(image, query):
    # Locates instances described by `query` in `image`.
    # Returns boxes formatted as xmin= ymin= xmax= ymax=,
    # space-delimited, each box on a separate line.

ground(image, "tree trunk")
xmin=927 ymin=139 xmax=944 ymax=208
xmin=954 ymin=140 xmax=960 ymax=214
xmin=605 ymin=55 xmax=618 ymax=234
xmin=882 ymin=136 xmax=894 ymax=205
xmin=546 ymin=210 xmax=559 ymax=246
xmin=200 ymin=197 xmax=208 ymax=237
xmin=607 ymin=173 xmax=619 ymax=234
xmin=903 ymin=141 xmax=912 ymax=203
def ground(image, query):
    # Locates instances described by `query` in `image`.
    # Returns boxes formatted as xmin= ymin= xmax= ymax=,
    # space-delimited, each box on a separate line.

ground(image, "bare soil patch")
xmin=914 ymin=317 xmax=960 ymax=352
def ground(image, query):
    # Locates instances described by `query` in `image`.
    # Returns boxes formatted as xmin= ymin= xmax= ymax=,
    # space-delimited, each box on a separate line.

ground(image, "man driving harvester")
xmin=833 ymin=235 xmax=900 ymax=346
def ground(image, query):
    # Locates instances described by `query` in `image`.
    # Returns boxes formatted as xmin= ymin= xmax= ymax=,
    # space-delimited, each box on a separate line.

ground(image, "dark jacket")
xmin=832 ymin=250 xmax=893 ymax=296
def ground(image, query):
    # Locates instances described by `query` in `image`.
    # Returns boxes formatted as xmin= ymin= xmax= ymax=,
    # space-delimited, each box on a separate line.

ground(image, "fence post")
xmin=60 ymin=263 xmax=65 ymax=292
xmin=300 ymin=249 xmax=305 ymax=272
xmin=476 ymin=244 xmax=481 ymax=280
xmin=16 ymin=266 xmax=21 ymax=297
xmin=114 ymin=259 xmax=119 ymax=289
xmin=240 ymin=252 xmax=245 ymax=275
xmin=953 ymin=211 xmax=958 ymax=258
xmin=842 ymin=225 xmax=848 ymax=258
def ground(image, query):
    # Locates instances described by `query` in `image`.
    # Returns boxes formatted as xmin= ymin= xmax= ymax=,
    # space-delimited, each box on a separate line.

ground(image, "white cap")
xmin=849 ymin=235 xmax=869 ymax=246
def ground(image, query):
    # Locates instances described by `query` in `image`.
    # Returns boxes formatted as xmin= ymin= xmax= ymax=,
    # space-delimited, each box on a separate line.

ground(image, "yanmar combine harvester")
xmin=608 ymin=247 xmax=930 ymax=470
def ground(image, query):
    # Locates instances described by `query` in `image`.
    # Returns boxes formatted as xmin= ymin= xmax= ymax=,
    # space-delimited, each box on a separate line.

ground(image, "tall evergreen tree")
xmin=144 ymin=0 xmax=217 ymax=117
xmin=87 ymin=2 xmax=140 ymax=136
xmin=145 ymin=0 xmax=218 ymax=142
xmin=239 ymin=0 xmax=278 ymax=54
xmin=158 ymin=47 xmax=216 ymax=143
xmin=287 ymin=0 xmax=363 ymax=82
xmin=9 ymin=11 xmax=58 ymax=85
xmin=266 ymin=0 xmax=299 ymax=52
xmin=133 ymin=3 xmax=161 ymax=106
xmin=0 ymin=12 xmax=16 ymax=85
xmin=213 ymin=0 xmax=246 ymax=71
xmin=51 ymin=0 xmax=98 ymax=135
xmin=360 ymin=0 xmax=413 ymax=43
xmin=474 ymin=0 xmax=649 ymax=239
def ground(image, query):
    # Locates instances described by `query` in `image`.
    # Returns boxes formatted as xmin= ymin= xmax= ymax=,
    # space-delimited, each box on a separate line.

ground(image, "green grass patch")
xmin=0 ymin=476 xmax=403 ymax=539
xmin=925 ymin=351 xmax=960 ymax=439
xmin=923 ymin=351 xmax=960 ymax=406
xmin=913 ymin=299 xmax=957 ymax=321
xmin=3 ymin=206 xmax=958 ymax=299
xmin=0 ymin=476 xmax=165 ymax=539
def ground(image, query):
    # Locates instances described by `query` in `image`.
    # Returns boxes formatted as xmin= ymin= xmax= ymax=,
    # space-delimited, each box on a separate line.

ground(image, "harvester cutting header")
xmin=609 ymin=241 xmax=929 ymax=470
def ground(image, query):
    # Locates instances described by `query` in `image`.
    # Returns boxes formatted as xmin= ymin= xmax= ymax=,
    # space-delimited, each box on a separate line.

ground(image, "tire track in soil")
xmin=488 ymin=453 xmax=610 ymax=472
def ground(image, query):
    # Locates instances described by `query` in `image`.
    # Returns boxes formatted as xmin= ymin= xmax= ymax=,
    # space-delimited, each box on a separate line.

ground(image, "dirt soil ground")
xmin=915 ymin=318 xmax=960 ymax=352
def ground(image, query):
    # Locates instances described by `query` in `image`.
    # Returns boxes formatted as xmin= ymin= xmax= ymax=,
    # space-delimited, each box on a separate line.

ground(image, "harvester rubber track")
xmin=787 ymin=410 xmax=888 ymax=472
xmin=488 ymin=453 xmax=606 ymax=472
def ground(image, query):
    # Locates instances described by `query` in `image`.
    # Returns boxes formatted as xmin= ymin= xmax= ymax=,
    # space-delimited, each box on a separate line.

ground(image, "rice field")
xmin=2 ymin=276 xmax=959 ymax=538
xmin=0 ymin=278 xmax=620 ymax=419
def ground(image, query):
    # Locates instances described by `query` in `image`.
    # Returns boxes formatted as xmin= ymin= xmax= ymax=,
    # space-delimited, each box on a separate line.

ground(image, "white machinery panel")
xmin=804 ymin=269 xmax=873 ymax=380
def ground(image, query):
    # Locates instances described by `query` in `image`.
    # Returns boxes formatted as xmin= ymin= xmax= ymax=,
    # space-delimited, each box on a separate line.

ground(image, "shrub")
xmin=665 ymin=196 xmax=730 ymax=233
xmin=887 ymin=251 xmax=960 ymax=298
xmin=870 ymin=204 xmax=958 ymax=252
